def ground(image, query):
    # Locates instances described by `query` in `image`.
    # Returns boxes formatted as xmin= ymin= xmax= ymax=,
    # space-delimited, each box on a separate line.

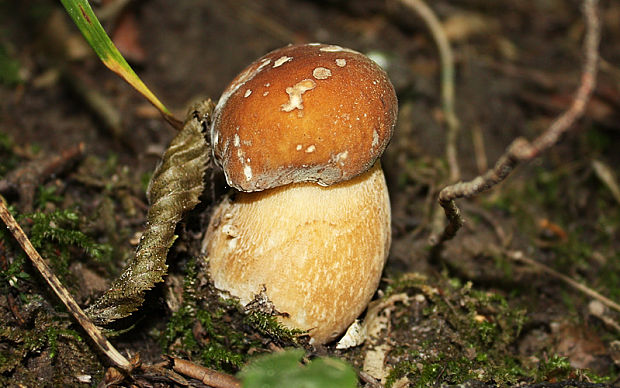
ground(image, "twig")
xmin=459 ymin=201 xmax=510 ymax=247
xmin=589 ymin=300 xmax=620 ymax=334
xmin=599 ymin=57 xmax=620 ymax=83
xmin=0 ymin=199 xmax=133 ymax=372
xmin=359 ymin=370 xmax=384 ymax=388
xmin=42 ymin=9 xmax=137 ymax=146
xmin=506 ymin=250 xmax=620 ymax=314
xmin=171 ymin=357 xmax=241 ymax=388
xmin=139 ymin=361 xmax=191 ymax=386
xmin=231 ymin=1 xmax=297 ymax=44
xmin=592 ymin=159 xmax=620 ymax=206
xmin=483 ymin=60 xmax=557 ymax=90
xmin=430 ymin=0 xmax=600 ymax=247
xmin=62 ymin=69 xmax=130 ymax=148
xmin=399 ymin=0 xmax=460 ymax=182
xmin=0 ymin=143 xmax=85 ymax=212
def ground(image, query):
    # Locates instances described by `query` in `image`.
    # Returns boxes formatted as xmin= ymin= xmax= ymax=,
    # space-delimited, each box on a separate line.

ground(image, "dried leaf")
xmin=362 ymin=343 xmax=392 ymax=383
xmin=335 ymin=320 xmax=365 ymax=349
xmin=86 ymin=100 xmax=214 ymax=324
xmin=336 ymin=293 xmax=410 ymax=350
xmin=552 ymin=323 xmax=607 ymax=370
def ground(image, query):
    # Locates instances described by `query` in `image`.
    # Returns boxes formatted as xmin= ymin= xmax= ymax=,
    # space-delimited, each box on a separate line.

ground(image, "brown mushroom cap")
xmin=211 ymin=43 xmax=398 ymax=192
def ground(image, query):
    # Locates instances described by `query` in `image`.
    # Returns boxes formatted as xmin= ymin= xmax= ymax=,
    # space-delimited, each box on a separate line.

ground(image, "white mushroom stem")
xmin=202 ymin=162 xmax=391 ymax=344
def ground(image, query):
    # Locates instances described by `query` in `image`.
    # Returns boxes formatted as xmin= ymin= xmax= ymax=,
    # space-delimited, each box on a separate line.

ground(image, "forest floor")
xmin=1 ymin=0 xmax=620 ymax=386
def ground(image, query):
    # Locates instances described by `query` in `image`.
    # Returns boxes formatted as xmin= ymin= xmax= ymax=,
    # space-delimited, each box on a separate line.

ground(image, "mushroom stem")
xmin=202 ymin=163 xmax=390 ymax=344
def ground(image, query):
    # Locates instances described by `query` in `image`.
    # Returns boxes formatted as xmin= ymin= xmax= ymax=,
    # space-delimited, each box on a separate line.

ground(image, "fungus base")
xmin=202 ymin=163 xmax=391 ymax=344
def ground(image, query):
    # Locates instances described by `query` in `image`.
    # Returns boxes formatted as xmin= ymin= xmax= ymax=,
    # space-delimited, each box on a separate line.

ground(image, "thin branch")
xmin=0 ymin=198 xmax=244 ymax=386
xmin=62 ymin=69 xmax=130 ymax=148
xmin=505 ymin=250 xmax=620 ymax=314
xmin=430 ymin=0 xmax=600 ymax=247
xmin=171 ymin=357 xmax=241 ymax=388
xmin=359 ymin=370 xmax=383 ymax=388
xmin=0 ymin=143 xmax=85 ymax=212
xmin=399 ymin=0 xmax=460 ymax=183
xmin=0 ymin=199 xmax=133 ymax=372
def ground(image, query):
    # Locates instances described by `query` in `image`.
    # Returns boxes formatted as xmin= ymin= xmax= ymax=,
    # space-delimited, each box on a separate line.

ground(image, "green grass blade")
xmin=59 ymin=0 xmax=182 ymax=129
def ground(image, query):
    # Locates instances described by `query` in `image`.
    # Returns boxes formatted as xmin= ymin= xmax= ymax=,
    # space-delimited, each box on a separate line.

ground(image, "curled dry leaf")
xmin=336 ymin=292 xmax=410 ymax=349
xmin=86 ymin=100 xmax=214 ymax=324
xmin=362 ymin=343 xmax=392 ymax=383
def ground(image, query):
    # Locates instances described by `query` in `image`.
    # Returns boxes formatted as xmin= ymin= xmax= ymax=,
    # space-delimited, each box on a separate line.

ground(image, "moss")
xmin=386 ymin=356 xmax=481 ymax=388
xmin=243 ymin=311 xmax=305 ymax=344
xmin=385 ymin=360 xmax=415 ymax=387
xmin=380 ymin=273 xmax=620 ymax=385
xmin=535 ymin=355 xmax=571 ymax=381
xmin=19 ymin=209 xmax=113 ymax=283
xmin=382 ymin=275 xmax=532 ymax=386
xmin=161 ymin=258 xmax=257 ymax=372
xmin=384 ymin=272 xmax=431 ymax=297
xmin=480 ymin=157 xmax=620 ymax=312
xmin=0 ymin=203 xmax=108 ymax=384
xmin=430 ymin=283 xmax=526 ymax=385
xmin=0 ymin=311 xmax=87 ymax=374
xmin=44 ymin=325 xmax=83 ymax=359
xmin=0 ymin=248 xmax=30 ymax=289
xmin=482 ymin=165 xmax=569 ymax=230
xmin=161 ymin=256 xmax=314 ymax=373
xmin=35 ymin=186 xmax=64 ymax=210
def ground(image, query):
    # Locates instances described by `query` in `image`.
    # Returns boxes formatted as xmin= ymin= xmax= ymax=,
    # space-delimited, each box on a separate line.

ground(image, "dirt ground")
xmin=1 ymin=0 xmax=620 ymax=386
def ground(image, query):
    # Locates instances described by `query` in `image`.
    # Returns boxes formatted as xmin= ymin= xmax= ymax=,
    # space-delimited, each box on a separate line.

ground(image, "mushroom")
xmin=202 ymin=43 xmax=397 ymax=344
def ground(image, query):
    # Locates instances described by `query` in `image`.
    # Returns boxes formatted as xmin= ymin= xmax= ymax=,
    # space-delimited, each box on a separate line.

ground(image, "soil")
xmin=1 ymin=0 xmax=619 ymax=387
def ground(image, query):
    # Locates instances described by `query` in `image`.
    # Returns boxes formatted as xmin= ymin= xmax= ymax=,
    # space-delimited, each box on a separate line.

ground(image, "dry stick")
xmin=599 ymin=57 xmax=620 ymax=82
xmin=0 ymin=200 xmax=245 ymax=387
xmin=171 ymin=357 xmax=241 ymax=388
xmin=358 ymin=370 xmax=383 ymax=388
xmin=62 ymin=70 xmax=128 ymax=148
xmin=506 ymin=250 xmax=620 ymax=314
xmin=399 ymin=0 xmax=460 ymax=182
xmin=430 ymin=0 xmax=601 ymax=247
xmin=0 ymin=200 xmax=133 ymax=372
xmin=0 ymin=143 xmax=85 ymax=212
